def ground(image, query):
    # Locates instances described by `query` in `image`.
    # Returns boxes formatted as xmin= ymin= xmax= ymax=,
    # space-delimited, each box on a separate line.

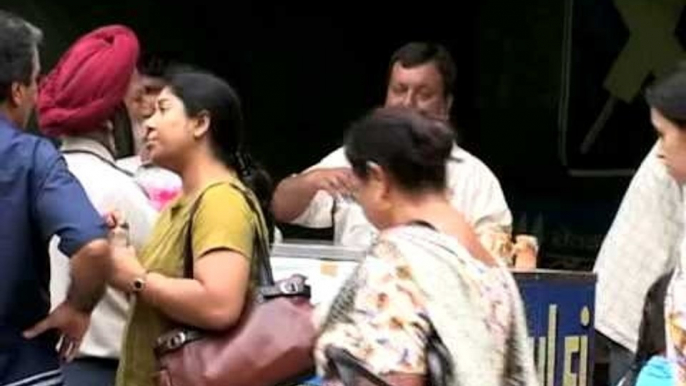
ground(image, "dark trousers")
xmin=596 ymin=332 xmax=635 ymax=386
xmin=62 ymin=357 xmax=118 ymax=386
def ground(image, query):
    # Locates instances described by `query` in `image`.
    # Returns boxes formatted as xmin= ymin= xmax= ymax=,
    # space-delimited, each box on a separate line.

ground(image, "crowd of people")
xmin=0 ymin=7 xmax=685 ymax=386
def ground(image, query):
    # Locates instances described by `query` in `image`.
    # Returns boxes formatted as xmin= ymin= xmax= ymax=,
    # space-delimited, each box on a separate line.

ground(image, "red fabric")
xmin=38 ymin=25 xmax=140 ymax=136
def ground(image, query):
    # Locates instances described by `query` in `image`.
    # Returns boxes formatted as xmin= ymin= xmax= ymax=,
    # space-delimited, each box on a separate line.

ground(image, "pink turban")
xmin=38 ymin=25 xmax=140 ymax=136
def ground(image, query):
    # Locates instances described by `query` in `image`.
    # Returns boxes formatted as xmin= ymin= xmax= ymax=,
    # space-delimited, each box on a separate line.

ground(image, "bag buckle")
xmin=156 ymin=330 xmax=189 ymax=355
xmin=257 ymin=275 xmax=311 ymax=301
xmin=279 ymin=280 xmax=301 ymax=295
xmin=167 ymin=331 xmax=188 ymax=350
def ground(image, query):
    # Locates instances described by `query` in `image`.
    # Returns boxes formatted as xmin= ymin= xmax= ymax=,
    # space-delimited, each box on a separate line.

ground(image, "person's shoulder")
xmin=300 ymin=147 xmax=349 ymax=173
xmin=379 ymin=225 xmax=478 ymax=260
xmin=65 ymin=153 xmax=134 ymax=189
xmin=5 ymin=132 xmax=64 ymax=181
xmin=103 ymin=165 xmax=150 ymax=201
xmin=620 ymin=142 xmax=680 ymax=202
xmin=199 ymin=181 xmax=253 ymax=214
xmin=451 ymin=145 xmax=489 ymax=169
xmin=634 ymin=142 xmax=674 ymax=183
xmin=33 ymin=139 xmax=63 ymax=173
xmin=116 ymin=155 xmax=141 ymax=174
xmin=373 ymin=226 xmax=432 ymax=260
xmin=191 ymin=181 xmax=258 ymax=238
xmin=449 ymin=145 xmax=501 ymax=181
xmin=317 ymin=147 xmax=349 ymax=168
xmin=0 ymin=126 xmax=59 ymax=163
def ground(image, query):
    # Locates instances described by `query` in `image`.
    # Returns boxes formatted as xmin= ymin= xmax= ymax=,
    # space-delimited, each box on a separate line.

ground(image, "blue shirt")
xmin=0 ymin=115 xmax=107 ymax=385
xmin=636 ymin=356 xmax=672 ymax=386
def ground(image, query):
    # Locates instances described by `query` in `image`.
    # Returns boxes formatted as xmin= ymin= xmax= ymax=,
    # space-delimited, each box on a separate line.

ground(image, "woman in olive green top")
xmin=107 ymin=69 xmax=272 ymax=386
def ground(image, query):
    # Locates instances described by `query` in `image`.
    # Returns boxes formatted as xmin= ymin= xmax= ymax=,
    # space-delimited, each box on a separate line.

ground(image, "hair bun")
xmin=409 ymin=115 xmax=454 ymax=164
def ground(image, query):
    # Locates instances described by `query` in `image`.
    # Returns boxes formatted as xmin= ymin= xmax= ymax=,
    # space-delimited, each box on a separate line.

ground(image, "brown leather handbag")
xmin=154 ymin=184 xmax=316 ymax=386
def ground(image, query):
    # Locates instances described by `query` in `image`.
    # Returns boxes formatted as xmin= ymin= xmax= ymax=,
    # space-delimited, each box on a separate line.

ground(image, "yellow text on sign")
xmin=530 ymin=305 xmax=591 ymax=386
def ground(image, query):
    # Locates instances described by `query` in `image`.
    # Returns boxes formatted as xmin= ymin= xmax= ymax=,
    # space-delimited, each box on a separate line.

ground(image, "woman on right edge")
xmin=315 ymin=107 xmax=538 ymax=386
xmin=646 ymin=63 xmax=686 ymax=386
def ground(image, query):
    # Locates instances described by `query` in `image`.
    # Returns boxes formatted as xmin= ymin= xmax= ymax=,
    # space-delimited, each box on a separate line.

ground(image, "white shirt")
xmin=50 ymin=137 xmax=158 ymax=359
xmin=292 ymin=145 xmax=512 ymax=248
xmin=594 ymin=143 xmax=683 ymax=352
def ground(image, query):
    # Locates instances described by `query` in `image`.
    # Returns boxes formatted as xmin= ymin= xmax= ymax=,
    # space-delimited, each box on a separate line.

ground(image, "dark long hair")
xmin=621 ymin=271 xmax=672 ymax=386
xmin=111 ymin=103 xmax=135 ymax=158
xmin=165 ymin=68 xmax=274 ymax=239
xmin=646 ymin=62 xmax=686 ymax=127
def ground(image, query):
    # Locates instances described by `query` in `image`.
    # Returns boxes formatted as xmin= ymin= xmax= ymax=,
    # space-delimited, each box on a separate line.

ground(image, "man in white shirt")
xmin=37 ymin=26 xmax=158 ymax=386
xmin=594 ymin=143 xmax=683 ymax=385
xmin=272 ymin=42 xmax=511 ymax=248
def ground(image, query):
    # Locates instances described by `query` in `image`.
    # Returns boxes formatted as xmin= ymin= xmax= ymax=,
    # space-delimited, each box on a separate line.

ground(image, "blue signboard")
xmin=515 ymin=270 xmax=596 ymax=386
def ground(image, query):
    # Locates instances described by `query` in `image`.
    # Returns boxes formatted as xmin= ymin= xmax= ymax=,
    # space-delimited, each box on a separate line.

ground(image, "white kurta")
xmin=292 ymin=145 xmax=512 ymax=248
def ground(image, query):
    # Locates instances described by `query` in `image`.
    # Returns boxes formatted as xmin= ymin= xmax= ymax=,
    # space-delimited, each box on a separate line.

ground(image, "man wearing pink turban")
xmin=38 ymin=25 xmax=157 ymax=386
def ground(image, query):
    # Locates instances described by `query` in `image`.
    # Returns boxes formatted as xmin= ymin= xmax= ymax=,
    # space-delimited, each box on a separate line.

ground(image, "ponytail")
xmin=234 ymin=150 xmax=275 ymax=242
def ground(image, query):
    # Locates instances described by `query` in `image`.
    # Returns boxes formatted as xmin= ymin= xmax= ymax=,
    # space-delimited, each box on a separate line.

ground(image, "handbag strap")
xmin=326 ymin=347 xmax=394 ymax=386
xmin=406 ymin=219 xmax=437 ymax=231
xmin=183 ymin=182 xmax=274 ymax=286
xmin=325 ymin=327 xmax=451 ymax=386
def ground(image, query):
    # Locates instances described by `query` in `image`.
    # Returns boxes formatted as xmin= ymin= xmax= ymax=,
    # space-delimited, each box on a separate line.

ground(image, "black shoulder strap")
xmin=182 ymin=183 xmax=273 ymax=286
xmin=182 ymin=190 xmax=206 ymax=279
xmin=326 ymin=347 xmax=394 ymax=386
xmin=227 ymin=182 xmax=273 ymax=286
xmin=61 ymin=149 xmax=150 ymax=200
xmin=406 ymin=219 xmax=437 ymax=230
xmin=62 ymin=149 xmax=136 ymax=178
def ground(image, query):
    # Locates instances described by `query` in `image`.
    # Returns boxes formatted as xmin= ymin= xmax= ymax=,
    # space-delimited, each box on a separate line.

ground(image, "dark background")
xmin=5 ymin=0 xmax=675 ymax=270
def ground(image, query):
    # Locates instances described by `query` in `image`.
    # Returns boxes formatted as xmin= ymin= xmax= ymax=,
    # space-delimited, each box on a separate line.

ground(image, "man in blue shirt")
xmin=0 ymin=11 xmax=112 ymax=386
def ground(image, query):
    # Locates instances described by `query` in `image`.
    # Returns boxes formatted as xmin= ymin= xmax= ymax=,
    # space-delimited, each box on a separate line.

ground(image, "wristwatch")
xmin=131 ymin=274 xmax=147 ymax=294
